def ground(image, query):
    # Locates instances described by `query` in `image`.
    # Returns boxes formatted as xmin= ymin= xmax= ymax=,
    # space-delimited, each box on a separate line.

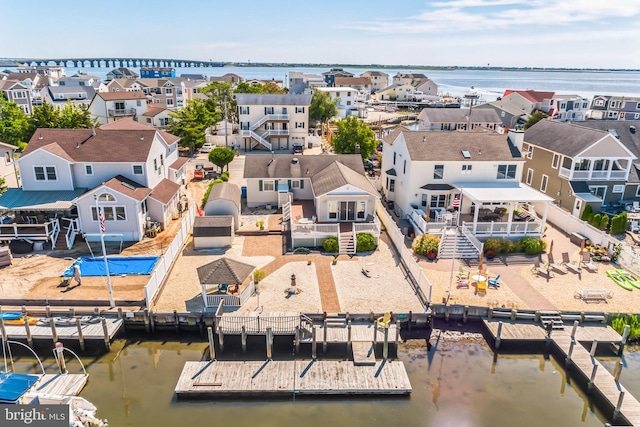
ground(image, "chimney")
xmin=355 ymin=144 xmax=361 ymax=154
xmin=422 ymin=136 xmax=426 ymax=142
xmin=508 ymin=128 xmax=524 ymax=152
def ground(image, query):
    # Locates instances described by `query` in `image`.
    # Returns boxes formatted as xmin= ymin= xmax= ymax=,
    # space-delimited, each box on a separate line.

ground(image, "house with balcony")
xmin=0 ymin=142 xmax=19 ymax=188
xmin=380 ymin=128 xmax=553 ymax=257
xmin=0 ymin=80 xmax=32 ymax=114
xmin=288 ymin=72 xmax=327 ymax=94
xmin=417 ymin=108 xmax=502 ymax=132
xmin=392 ymin=73 xmax=430 ymax=88
xmin=43 ymin=85 xmax=96 ymax=109
xmin=589 ymin=95 xmax=640 ymax=121
xmin=56 ymin=72 xmax=101 ymax=88
xmin=88 ymin=91 xmax=148 ymax=124
xmin=142 ymin=106 xmax=173 ymax=128
xmin=322 ymin=68 xmax=354 ymax=87
xmin=371 ymin=83 xmax=414 ymax=101
xmin=0 ymin=119 xmax=185 ymax=247
xmin=315 ymin=87 xmax=362 ymax=119
xmin=475 ymin=97 xmax=530 ymax=129
xmin=244 ymin=154 xmax=380 ymax=253
xmin=235 ymin=93 xmax=311 ymax=152
xmin=106 ymin=68 xmax=139 ymax=80
xmin=521 ymin=120 xmax=636 ymax=217
xmin=360 ymin=71 xmax=389 ymax=93
xmin=554 ymin=95 xmax=589 ymax=121
xmin=334 ymin=77 xmax=372 ymax=95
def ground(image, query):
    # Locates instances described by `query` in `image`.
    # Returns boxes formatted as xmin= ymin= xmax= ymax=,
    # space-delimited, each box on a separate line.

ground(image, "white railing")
xmin=353 ymin=217 xmax=381 ymax=236
xmin=460 ymin=224 xmax=483 ymax=253
xmin=291 ymin=223 xmax=339 ymax=235
xmin=145 ymin=204 xmax=196 ymax=307
xmin=241 ymin=129 xmax=272 ymax=150
xmin=64 ymin=218 xmax=79 ymax=249
xmin=408 ymin=209 xmax=446 ymax=235
xmin=591 ymin=170 xmax=609 ymax=179
xmin=206 ymin=280 xmax=255 ymax=309
xmin=250 ymin=114 xmax=290 ymax=131
xmin=559 ymin=167 xmax=571 ymax=179
xmin=572 ymin=170 xmax=590 ymax=180
xmin=376 ymin=200 xmax=432 ymax=307
xmin=260 ymin=129 xmax=289 ymax=137
xmin=610 ymin=170 xmax=627 ymax=180
xmin=464 ymin=220 xmax=542 ymax=236
xmin=561 ymin=167 xmax=628 ymax=181
xmin=218 ymin=312 xmax=300 ymax=334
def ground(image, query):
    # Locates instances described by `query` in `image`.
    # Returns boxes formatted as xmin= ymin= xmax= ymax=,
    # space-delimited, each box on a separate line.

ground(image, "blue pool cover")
xmin=62 ymin=256 xmax=159 ymax=277
xmin=0 ymin=372 xmax=40 ymax=404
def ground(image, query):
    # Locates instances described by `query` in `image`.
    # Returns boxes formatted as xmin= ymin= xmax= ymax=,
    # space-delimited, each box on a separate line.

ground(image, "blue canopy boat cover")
xmin=0 ymin=372 xmax=40 ymax=404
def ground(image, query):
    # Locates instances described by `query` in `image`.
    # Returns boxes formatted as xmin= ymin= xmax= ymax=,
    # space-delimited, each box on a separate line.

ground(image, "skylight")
xmin=462 ymin=150 xmax=471 ymax=159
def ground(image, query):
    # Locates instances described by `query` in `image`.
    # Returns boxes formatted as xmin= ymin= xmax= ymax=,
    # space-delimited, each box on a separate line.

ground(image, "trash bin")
xmin=308 ymin=141 xmax=313 ymax=149
xmin=241 ymin=186 xmax=247 ymax=199
xmin=388 ymin=201 xmax=395 ymax=211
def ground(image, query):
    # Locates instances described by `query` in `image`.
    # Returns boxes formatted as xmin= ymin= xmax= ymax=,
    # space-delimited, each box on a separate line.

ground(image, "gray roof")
xmin=206 ymin=182 xmax=241 ymax=210
xmin=417 ymin=108 xmax=502 ymax=123
xmin=476 ymin=98 xmax=531 ymax=118
xmin=47 ymin=85 xmax=96 ymax=98
xmin=390 ymin=130 xmax=521 ymax=162
xmin=193 ymin=216 xmax=233 ymax=237
xmin=421 ymin=184 xmax=454 ymax=190
xmin=0 ymin=188 xmax=87 ymax=211
xmin=234 ymin=93 xmax=311 ymax=106
xmin=196 ymin=257 xmax=255 ymax=285
xmin=569 ymin=181 xmax=591 ymax=194
xmin=312 ymin=161 xmax=378 ymax=196
xmin=523 ymin=120 xmax=610 ymax=157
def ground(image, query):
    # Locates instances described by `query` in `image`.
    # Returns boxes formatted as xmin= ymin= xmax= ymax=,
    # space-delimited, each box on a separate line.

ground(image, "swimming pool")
xmin=62 ymin=256 xmax=159 ymax=277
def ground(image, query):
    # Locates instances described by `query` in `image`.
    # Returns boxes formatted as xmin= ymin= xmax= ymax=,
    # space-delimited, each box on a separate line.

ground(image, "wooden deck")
xmin=483 ymin=319 xmax=547 ymax=340
xmin=175 ymin=360 xmax=411 ymax=397
xmin=307 ymin=324 xmax=398 ymax=343
xmin=31 ymin=374 xmax=89 ymax=396
xmin=1 ymin=317 xmax=123 ymax=341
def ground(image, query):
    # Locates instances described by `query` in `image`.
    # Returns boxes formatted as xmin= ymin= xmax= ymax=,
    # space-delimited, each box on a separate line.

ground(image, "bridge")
xmin=3 ymin=57 xmax=228 ymax=68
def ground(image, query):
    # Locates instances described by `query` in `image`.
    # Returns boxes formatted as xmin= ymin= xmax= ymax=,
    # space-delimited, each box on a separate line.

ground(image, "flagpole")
xmin=95 ymin=195 xmax=115 ymax=308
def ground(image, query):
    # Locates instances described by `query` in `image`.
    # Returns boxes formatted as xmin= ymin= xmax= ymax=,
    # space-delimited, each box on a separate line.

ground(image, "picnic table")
xmin=574 ymin=289 xmax=612 ymax=303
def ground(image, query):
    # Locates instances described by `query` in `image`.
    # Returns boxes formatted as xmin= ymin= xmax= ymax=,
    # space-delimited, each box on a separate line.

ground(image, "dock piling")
xmin=383 ymin=325 xmax=389 ymax=360
xmin=463 ymin=306 xmax=469 ymax=324
xmin=373 ymin=322 xmax=378 ymax=346
xmin=445 ymin=305 xmax=450 ymax=322
xmin=495 ymin=321 xmax=503 ymax=349
xmin=173 ymin=310 xmax=180 ymax=333
xmin=347 ymin=320 xmax=352 ymax=353
xmin=45 ymin=305 xmax=51 ymax=318
xmin=323 ymin=320 xmax=327 ymax=353
xmin=49 ymin=318 xmax=58 ymax=344
xmin=241 ymin=326 xmax=247 ymax=353
xmin=312 ymin=327 xmax=317 ymax=360
xmin=217 ymin=326 xmax=224 ymax=353
xmin=266 ymin=327 xmax=273 ymax=360
xmin=76 ymin=318 xmax=85 ymax=351
xmin=143 ymin=309 xmax=151 ymax=333
xmin=207 ymin=327 xmax=215 ymax=360
xmin=69 ymin=307 xmax=76 ymax=318
xmin=614 ymin=360 xmax=623 ymax=382
xmin=294 ymin=326 xmax=300 ymax=354
xmin=55 ymin=342 xmax=66 ymax=374
xmin=619 ymin=324 xmax=630 ymax=356
xmin=395 ymin=319 xmax=400 ymax=349
xmin=0 ymin=319 xmax=6 ymax=345
xmin=614 ymin=391 xmax=625 ymax=419
xmin=101 ymin=318 xmax=110 ymax=351
xmin=590 ymin=340 xmax=598 ymax=358
xmin=571 ymin=320 xmax=579 ymax=340
xmin=566 ymin=339 xmax=575 ymax=366
xmin=23 ymin=315 xmax=33 ymax=348
xmin=588 ymin=364 xmax=598 ymax=390
xmin=408 ymin=311 xmax=413 ymax=331
xmin=149 ymin=309 xmax=156 ymax=332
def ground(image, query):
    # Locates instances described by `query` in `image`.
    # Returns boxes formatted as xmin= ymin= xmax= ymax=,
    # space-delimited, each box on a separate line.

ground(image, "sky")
xmin=3 ymin=0 xmax=640 ymax=69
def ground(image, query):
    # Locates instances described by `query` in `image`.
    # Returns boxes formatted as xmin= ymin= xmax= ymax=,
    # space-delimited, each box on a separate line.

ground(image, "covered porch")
xmin=454 ymin=182 xmax=553 ymax=237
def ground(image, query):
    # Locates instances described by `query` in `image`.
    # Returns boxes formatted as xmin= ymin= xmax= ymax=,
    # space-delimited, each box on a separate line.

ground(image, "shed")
xmin=202 ymin=182 xmax=241 ymax=230
xmin=193 ymin=216 xmax=234 ymax=249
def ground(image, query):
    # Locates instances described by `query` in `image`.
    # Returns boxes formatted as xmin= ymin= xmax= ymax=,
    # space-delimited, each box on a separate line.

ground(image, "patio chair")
xmin=547 ymin=254 xmax=568 ymax=274
xmin=457 ymin=266 xmax=470 ymax=280
xmin=581 ymin=252 xmax=598 ymax=272
xmin=376 ymin=313 xmax=391 ymax=329
xmin=631 ymin=220 xmax=640 ymax=233
xmin=532 ymin=258 xmax=554 ymax=279
xmin=476 ymin=280 xmax=487 ymax=295
xmin=633 ymin=201 xmax=640 ymax=212
xmin=487 ymin=274 xmax=500 ymax=289
xmin=457 ymin=277 xmax=470 ymax=289
xmin=561 ymin=252 xmax=581 ymax=274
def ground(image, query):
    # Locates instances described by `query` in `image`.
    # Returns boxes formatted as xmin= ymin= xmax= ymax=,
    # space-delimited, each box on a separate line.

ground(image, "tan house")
xmin=360 ymin=71 xmax=389 ymax=93
xmin=88 ymin=91 xmax=148 ymax=124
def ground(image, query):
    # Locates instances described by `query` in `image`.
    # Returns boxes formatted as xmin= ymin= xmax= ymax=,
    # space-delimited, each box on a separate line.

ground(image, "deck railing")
xmin=218 ymin=312 xmax=300 ymax=334
xmin=353 ymin=217 xmax=380 ymax=236
xmin=464 ymin=219 xmax=542 ymax=236
xmin=205 ymin=280 xmax=255 ymax=309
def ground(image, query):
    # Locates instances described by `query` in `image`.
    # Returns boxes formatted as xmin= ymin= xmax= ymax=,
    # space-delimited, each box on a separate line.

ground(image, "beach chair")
xmin=581 ymin=252 xmax=598 ymax=272
xmin=532 ymin=258 xmax=554 ymax=278
xmin=476 ymin=280 xmax=487 ymax=295
xmin=561 ymin=252 xmax=581 ymax=274
xmin=457 ymin=277 xmax=470 ymax=289
xmin=547 ymin=254 xmax=568 ymax=274
xmin=487 ymin=274 xmax=500 ymax=289
xmin=376 ymin=313 xmax=391 ymax=329
xmin=631 ymin=220 xmax=640 ymax=233
xmin=457 ymin=266 xmax=470 ymax=280
xmin=633 ymin=201 xmax=640 ymax=212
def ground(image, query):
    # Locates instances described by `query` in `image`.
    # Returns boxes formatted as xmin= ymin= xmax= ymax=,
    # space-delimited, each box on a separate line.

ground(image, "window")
xmin=265 ymin=107 xmax=274 ymax=114
xmin=636 ymin=186 xmax=640 ymax=197
xmin=240 ymin=106 xmax=250 ymax=115
xmin=34 ymin=166 xmax=57 ymax=181
xmin=14 ymin=91 xmax=25 ymax=99
xmin=85 ymin=164 xmax=93 ymax=175
xmin=146 ymin=118 xmax=152 ymax=124
xmin=421 ymin=194 xmax=428 ymax=208
xmin=610 ymin=101 xmax=618 ymax=108
xmin=165 ymin=87 xmax=173 ymax=95
xmin=393 ymin=152 xmax=396 ymax=165
xmin=347 ymin=92 xmax=351 ymax=96
xmin=540 ymin=174 xmax=548 ymax=193
xmin=153 ymin=159 xmax=158 ymax=171
xmin=388 ymin=179 xmax=395 ymax=192
xmin=522 ymin=143 xmax=532 ymax=159
xmin=461 ymin=164 xmax=472 ymax=174
xmin=295 ymin=107 xmax=305 ymax=113
xmin=328 ymin=201 xmax=338 ymax=219
xmin=160 ymin=154 xmax=164 ymax=166
xmin=98 ymin=193 xmax=116 ymax=202
xmin=346 ymin=101 xmax=351 ymax=106
xmin=594 ymin=99 xmax=604 ymax=107
xmin=295 ymin=122 xmax=305 ymax=128
xmin=136 ymin=100 xmax=142 ymax=107
xmin=552 ymin=154 xmax=560 ymax=169
xmin=497 ymin=164 xmax=516 ymax=179
xmin=403 ymin=160 xmax=406 ymax=174
xmin=260 ymin=180 xmax=275 ymax=191
xmin=433 ymin=165 xmax=444 ymax=180
xmin=91 ymin=206 xmax=126 ymax=222
xmin=574 ymin=159 xmax=590 ymax=171
xmin=357 ymin=201 xmax=366 ymax=219
xmin=291 ymin=180 xmax=300 ymax=189
xmin=612 ymin=185 xmax=624 ymax=193
xmin=133 ymin=165 xmax=144 ymax=175
xmin=526 ymin=168 xmax=533 ymax=185
xmin=4 ymin=152 xmax=12 ymax=164
xmin=167 ymin=99 xmax=174 ymax=106
xmin=430 ymin=194 xmax=448 ymax=208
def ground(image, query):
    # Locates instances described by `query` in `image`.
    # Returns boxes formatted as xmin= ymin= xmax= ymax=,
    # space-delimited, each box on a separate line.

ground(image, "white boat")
xmin=23 ymin=394 xmax=108 ymax=427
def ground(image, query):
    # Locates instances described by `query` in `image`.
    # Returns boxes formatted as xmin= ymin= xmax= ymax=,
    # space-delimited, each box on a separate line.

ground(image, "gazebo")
xmin=197 ymin=257 xmax=256 ymax=309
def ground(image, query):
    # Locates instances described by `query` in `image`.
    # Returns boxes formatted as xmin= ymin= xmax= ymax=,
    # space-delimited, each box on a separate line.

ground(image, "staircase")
xmin=241 ymin=129 xmax=272 ymax=150
xmin=339 ymin=232 xmax=355 ymax=254
xmin=437 ymin=228 xmax=480 ymax=259
xmin=540 ymin=311 xmax=564 ymax=331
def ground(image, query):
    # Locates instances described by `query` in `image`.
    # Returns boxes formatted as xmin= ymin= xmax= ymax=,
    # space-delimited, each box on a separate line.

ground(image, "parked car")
xmin=200 ymin=142 xmax=215 ymax=153
xmin=292 ymin=144 xmax=304 ymax=154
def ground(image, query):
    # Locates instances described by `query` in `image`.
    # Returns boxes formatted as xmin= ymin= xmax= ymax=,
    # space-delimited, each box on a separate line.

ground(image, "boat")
xmin=606 ymin=269 xmax=633 ymax=291
xmin=23 ymin=394 xmax=108 ymax=427
xmin=616 ymin=269 xmax=640 ymax=289
xmin=0 ymin=312 xmax=39 ymax=325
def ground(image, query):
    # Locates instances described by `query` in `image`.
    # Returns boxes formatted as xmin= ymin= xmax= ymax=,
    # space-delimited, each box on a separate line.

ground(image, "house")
xmin=360 ymin=71 xmax=389 ymax=93
xmin=380 ymin=128 xmax=552 ymax=248
xmin=134 ymin=78 xmax=183 ymax=109
xmin=321 ymin=68 xmax=354 ymax=87
xmin=392 ymin=73 xmax=430 ymax=88
xmin=417 ymin=108 xmax=502 ymax=132
xmin=180 ymin=73 xmax=208 ymax=81
xmin=0 ymin=142 xmax=19 ymax=188
xmin=106 ymin=68 xmax=139 ymax=80
xmin=140 ymin=67 xmax=176 ymax=78
xmin=235 ymin=93 xmax=311 ymax=151
xmin=245 ymin=78 xmax=285 ymax=89
xmin=210 ymin=73 xmax=243 ymax=84
xmin=43 ymin=85 xmax=96 ymax=109
xmin=589 ymin=95 xmax=640 ymax=120
xmin=0 ymin=80 xmax=32 ymax=114
xmin=243 ymin=154 xmax=381 ymax=253
xmin=0 ymin=119 xmax=185 ymax=245
xmin=554 ymin=95 xmax=589 ymax=121
xmin=288 ymin=72 xmax=326 ymax=94
xmin=315 ymin=87 xmax=360 ymax=119
xmin=371 ymin=83 xmax=414 ymax=101
xmin=475 ymin=97 xmax=530 ymax=129
xmin=502 ymin=90 xmax=556 ymax=115
xmin=56 ymin=72 xmax=101 ymax=88
xmin=521 ymin=120 xmax=637 ymax=217
xmin=17 ymin=65 xmax=66 ymax=79
xmin=102 ymin=78 xmax=140 ymax=92
xmin=142 ymin=106 xmax=173 ymax=128
xmin=88 ymin=91 xmax=148 ymax=124
xmin=415 ymin=79 xmax=439 ymax=97
xmin=334 ymin=77 xmax=372 ymax=95
xmin=181 ymin=80 xmax=209 ymax=103
xmin=202 ymin=182 xmax=241 ymax=230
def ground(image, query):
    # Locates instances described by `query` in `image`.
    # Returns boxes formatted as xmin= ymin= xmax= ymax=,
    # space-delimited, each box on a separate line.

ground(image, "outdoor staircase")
xmin=339 ymin=232 xmax=355 ymax=254
xmin=540 ymin=311 xmax=565 ymax=331
xmin=437 ymin=228 xmax=480 ymax=259
xmin=242 ymin=129 xmax=272 ymax=151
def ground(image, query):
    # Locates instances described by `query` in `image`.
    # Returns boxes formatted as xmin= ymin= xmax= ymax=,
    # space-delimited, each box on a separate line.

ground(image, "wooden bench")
xmin=574 ymin=289 xmax=612 ymax=303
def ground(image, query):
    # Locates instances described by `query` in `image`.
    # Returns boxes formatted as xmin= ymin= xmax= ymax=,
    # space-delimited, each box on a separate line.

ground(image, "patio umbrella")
xmin=579 ymin=238 xmax=585 ymax=255
xmin=477 ymin=250 xmax=484 ymax=273
xmin=548 ymin=240 xmax=554 ymax=259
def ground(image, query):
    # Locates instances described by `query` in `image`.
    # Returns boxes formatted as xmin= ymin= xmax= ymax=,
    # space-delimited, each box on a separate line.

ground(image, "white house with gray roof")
xmin=235 ymin=93 xmax=311 ymax=152
xmin=417 ymin=108 xmax=502 ymax=132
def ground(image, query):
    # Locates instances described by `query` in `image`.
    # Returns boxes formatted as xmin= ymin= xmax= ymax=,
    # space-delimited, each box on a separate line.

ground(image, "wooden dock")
xmin=306 ymin=324 xmax=398 ymax=343
xmin=483 ymin=319 xmax=622 ymax=343
xmin=175 ymin=360 xmax=411 ymax=397
xmin=31 ymin=374 xmax=88 ymax=396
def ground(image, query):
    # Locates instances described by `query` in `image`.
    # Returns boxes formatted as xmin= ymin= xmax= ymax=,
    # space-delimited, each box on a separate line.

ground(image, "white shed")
xmin=193 ymin=216 xmax=234 ymax=249
xmin=202 ymin=182 xmax=241 ymax=230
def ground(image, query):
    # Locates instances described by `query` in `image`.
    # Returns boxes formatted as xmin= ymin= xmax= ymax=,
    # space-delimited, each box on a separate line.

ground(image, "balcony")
xmin=108 ymin=108 xmax=136 ymax=117
xmin=560 ymin=166 xmax=627 ymax=181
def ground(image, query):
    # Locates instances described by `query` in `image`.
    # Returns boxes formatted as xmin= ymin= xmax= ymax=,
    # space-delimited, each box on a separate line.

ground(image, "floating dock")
xmin=175 ymin=360 xmax=411 ymax=397
xmin=31 ymin=374 xmax=89 ymax=396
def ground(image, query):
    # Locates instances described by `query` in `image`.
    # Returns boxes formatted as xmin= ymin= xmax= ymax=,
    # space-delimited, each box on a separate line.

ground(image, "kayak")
xmin=607 ymin=270 xmax=633 ymax=291
xmin=616 ymin=269 xmax=640 ymax=290
xmin=0 ymin=312 xmax=24 ymax=321
xmin=3 ymin=316 xmax=38 ymax=326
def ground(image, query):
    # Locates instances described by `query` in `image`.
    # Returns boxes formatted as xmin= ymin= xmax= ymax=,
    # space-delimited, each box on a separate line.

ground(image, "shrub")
xmin=610 ymin=211 xmax=628 ymax=235
xmin=253 ymin=269 xmax=266 ymax=283
xmin=610 ymin=313 xmax=640 ymax=340
xmin=482 ymin=238 xmax=503 ymax=253
xmin=293 ymin=247 xmax=311 ymax=254
xmin=599 ymin=214 xmax=609 ymax=231
xmin=201 ymin=179 xmax=223 ymax=208
xmin=220 ymin=171 xmax=230 ymax=182
xmin=590 ymin=213 xmax=601 ymax=228
xmin=412 ymin=234 xmax=440 ymax=256
xmin=356 ymin=233 xmax=377 ymax=252
xmin=483 ymin=238 xmax=517 ymax=254
xmin=581 ymin=205 xmax=593 ymax=222
xmin=322 ymin=236 xmax=339 ymax=253
xmin=518 ymin=237 xmax=546 ymax=255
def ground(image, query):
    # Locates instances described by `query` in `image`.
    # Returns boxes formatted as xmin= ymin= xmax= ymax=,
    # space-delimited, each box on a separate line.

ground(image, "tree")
xmin=332 ymin=116 xmax=376 ymax=159
xmin=524 ymin=111 xmax=548 ymax=129
xmin=57 ymin=103 xmax=98 ymax=129
xmin=0 ymin=177 xmax=6 ymax=196
xmin=168 ymin=99 xmax=219 ymax=151
xmin=200 ymin=81 xmax=236 ymax=122
xmin=31 ymin=101 xmax=60 ymax=129
xmin=235 ymin=81 xmax=288 ymax=95
xmin=0 ymin=99 xmax=31 ymax=149
xmin=309 ymin=91 xmax=338 ymax=128
xmin=208 ymin=147 xmax=236 ymax=173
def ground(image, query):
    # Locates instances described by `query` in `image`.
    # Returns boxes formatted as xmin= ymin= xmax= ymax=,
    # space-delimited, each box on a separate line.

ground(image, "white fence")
xmin=205 ymin=280 xmax=255 ymax=309
xmin=144 ymin=204 xmax=196 ymax=307
xmin=376 ymin=200 xmax=432 ymax=308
